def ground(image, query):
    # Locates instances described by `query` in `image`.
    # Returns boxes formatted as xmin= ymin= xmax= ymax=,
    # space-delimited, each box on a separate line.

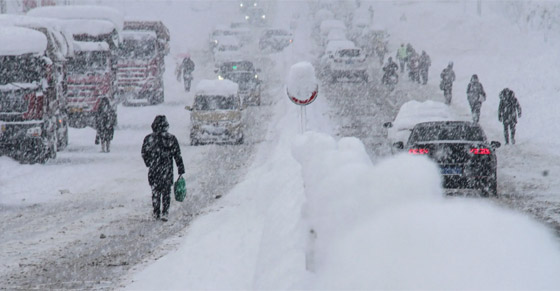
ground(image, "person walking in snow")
xmin=407 ymin=50 xmax=420 ymax=83
xmin=418 ymin=50 xmax=431 ymax=85
xmin=94 ymin=98 xmax=117 ymax=153
xmin=142 ymin=115 xmax=185 ymax=221
xmin=176 ymin=55 xmax=195 ymax=92
xmin=440 ymin=62 xmax=455 ymax=105
xmin=466 ymin=74 xmax=486 ymax=123
xmin=498 ymin=88 xmax=522 ymax=144
xmin=396 ymin=43 xmax=407 ymax=73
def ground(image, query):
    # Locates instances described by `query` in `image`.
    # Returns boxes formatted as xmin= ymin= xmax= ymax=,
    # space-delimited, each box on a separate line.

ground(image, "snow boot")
xmin=161 ymin=213 xmax=168 ymax=222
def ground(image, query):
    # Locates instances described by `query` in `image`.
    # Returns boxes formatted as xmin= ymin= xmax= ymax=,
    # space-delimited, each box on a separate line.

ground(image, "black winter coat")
xmin=440 ymin=67 xmax=455 ymax=90
xmin=467 ymin=81 xmax=486 ymax=105
xmin=498 ymin=89 xmax=522 ymax=124
xmin=142 ymin=116 xmax=185 ymax=189
xmin=95 ymin=106 xmax=117 ymax=142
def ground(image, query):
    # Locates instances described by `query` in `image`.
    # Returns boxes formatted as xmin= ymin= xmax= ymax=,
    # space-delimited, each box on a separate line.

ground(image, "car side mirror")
xmin=214 ymin=69 xmax=218 ymax=74
xmin=490 ymin=141 xmax=501 ymax=149
xmin=393 ymin=141 xmax=404 ymax=149
xmin=185 ymin=105 xmax=193 ymax=111
xmin=383 ymin=122 xmax=393 ymax=128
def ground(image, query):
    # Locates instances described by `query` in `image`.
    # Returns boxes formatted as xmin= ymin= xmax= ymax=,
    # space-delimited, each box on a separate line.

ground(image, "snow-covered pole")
xmin=286 ymin=62 xmax=318 ymax=134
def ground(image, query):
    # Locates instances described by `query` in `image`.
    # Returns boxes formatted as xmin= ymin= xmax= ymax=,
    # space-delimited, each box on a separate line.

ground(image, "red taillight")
xmin=470 ymin=148 xmax=490 ymax=155
xmin=409 ymin=148 xmax=429 ymax=154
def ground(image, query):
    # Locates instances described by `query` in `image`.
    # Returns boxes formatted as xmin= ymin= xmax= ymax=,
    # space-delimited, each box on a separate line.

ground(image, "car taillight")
xmin=409 ymin=148 xmax=429 ymax=154
xmin=470 ymin=148 xmax=491 ymax=155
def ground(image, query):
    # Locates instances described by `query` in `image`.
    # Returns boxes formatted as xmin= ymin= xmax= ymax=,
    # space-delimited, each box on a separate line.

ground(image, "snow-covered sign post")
xmin=286 ymin=62 xmax=318 ymax=133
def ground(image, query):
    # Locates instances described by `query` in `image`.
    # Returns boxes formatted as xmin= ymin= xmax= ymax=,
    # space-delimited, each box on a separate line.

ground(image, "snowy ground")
xmin=2 ymin=0 xmax=560 ymax=290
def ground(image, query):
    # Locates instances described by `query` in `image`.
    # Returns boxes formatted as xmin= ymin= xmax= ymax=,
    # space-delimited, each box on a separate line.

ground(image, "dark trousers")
xmin=503 ymin=122 xmax=516 ymax=144
xmin=443 ymin=88 xmax=452 ymax=105
xmin=470 ymin=101 xmax=482 ymax=123
xmin=420 ymin=69 xmax=429 ymax=85
xmin=152 ymin=184 xmax=171 ymax=217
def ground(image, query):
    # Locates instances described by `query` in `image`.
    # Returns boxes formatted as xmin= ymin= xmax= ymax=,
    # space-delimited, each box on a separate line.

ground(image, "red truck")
xmin=0 ymin=26 xmax=64 ymax=163
xmin=28 ymin=5 xmax=124 ymax=128
xmin=117 ymin=21 xmax=170 ymax=105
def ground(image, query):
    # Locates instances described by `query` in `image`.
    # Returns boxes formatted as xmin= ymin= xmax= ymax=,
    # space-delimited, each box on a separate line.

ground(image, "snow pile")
xmin=0 ymin=26 xmax=47 ymax=56
xmin=60 ymin=19 xmax=116 ymax=38
xmin=286 ymin=62 xmax=317 ymax=102
xmin=194 ymin=79 xmax=238 ymax=97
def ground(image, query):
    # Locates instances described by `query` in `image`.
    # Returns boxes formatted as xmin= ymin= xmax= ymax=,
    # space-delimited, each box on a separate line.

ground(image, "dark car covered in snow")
xmin=393 ymin=121 xmax=501 ymax=197
xmin=216 ymin=60 xmax=262 ymax=106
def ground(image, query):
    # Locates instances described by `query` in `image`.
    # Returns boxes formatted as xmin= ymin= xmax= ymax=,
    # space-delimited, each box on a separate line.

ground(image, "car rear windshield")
xmin=193 ymin=95 xmax=239 ymax=110
xmin=409 ymin=123 xmax=486 ymax=143
xmin=336 ymin=49 xmax=360 ymax=58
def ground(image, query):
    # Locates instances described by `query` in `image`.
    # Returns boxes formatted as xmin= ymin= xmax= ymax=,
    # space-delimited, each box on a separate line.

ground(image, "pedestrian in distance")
xmin=407 ymin=50 xmax=420 ymax=84
xmin=466 ymin=74 xmax=486 ymax=123
xmin=498 ymin=88 xmax=522 ymax=145
xmin=440 ymin=62 xmax=455 ymax=105
xmin=418 ymin=50 xmax=431 ymax=85
xmin=141 ymin=115 xmax=185 ymax=221
xmin=176 ymin=54 xmax=195 ymax=92
xmin=94 ymin=98 xmax=117 ymax=153
xmin=396 ymin=43 xmax=407 ymax=73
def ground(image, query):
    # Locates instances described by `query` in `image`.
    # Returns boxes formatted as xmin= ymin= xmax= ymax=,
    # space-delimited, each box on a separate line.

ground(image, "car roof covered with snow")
xmin=386 ymin=100 xmax=462 ymax=144
xmin=0 ymin=26 xmax=47 ymax=56
xmin=216 ymin=35 xmax=240 ymax=46
xmin=195 ymin=79 xmax=239 ymax=97
xmin=27 ymin=5 xmax=124 ymax=34
xmin=325 ymin=39 xmax=356 ymax=52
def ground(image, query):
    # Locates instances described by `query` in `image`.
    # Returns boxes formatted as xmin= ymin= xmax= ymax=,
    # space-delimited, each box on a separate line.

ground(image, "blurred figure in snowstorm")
xmin=440 ymin=62 xmax=455 ymax=105
xmin=498 ymin=88 xmax=522 ymax=144
xmin=407 ymin=50 xmax=420 ymax=83
xmin=176 ymin=54 xmax=195 ymax=92
xmin=396 ymin=43 xmax=407 ymax=73
xmin=142 ymin=115 xmax=185 ymax=221
xmin=94 ymin=98 xmax=117 ymax=153
xmin=374 ymin=39 xmax=388 ymax=65
xmin=418 ymin=50 xmax=431 ymax=85
xmin=466 ymin=74 xmax=486 ymax=123
xmin=382 ymin=57 xmax=399 ymax=83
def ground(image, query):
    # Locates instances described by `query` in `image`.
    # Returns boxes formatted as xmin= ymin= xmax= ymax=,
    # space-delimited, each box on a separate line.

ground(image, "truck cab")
xmin=117 ymin=21 xmax=170 ymax=105
xmin=0 ymin=26 xmax=60 ymax=163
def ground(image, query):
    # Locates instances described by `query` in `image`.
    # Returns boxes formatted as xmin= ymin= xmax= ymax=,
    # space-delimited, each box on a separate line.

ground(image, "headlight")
xmin=240 ymin=3 xmax=243 ymax=7
xmin=218 ymin=75 xmax=224 ymax=80
xmin=26 ymin=127 xmax=42 ymax=137
xmin=262 ymin=14 xmax=266 ymax=19
xmin=253 ymin=2 xmax=257 ymax=6
xmin=254 ymin=74 xmax=258 ymax=79
xmin=245 ymin=15 xmax=250 ymax=20
xmin=214 ymin=39 xmax=218 ymax=44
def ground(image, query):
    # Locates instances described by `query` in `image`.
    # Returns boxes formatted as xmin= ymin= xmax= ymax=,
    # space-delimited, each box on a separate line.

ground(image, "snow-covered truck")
xmin=0 ymin=26 xmax=63 ymax=163
xmin=0 ymin=15 xmax=75 ymax=150
xmin=117 ymin=21 xmax=170 ymax=105
xmin=28 ymin=5 xmax=124 ymax=128
xmin=185 ymin=79 xmax=244 ymax=145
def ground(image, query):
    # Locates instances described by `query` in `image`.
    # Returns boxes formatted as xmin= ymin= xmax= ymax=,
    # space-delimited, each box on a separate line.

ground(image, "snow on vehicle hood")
xmin=191 ymin=110 xmax=242 ymax=123
xmin=27 ymin=5 xmax=124 ymax=34
xmin=0 ymin=26 xmax=47 ymax=56
xmin=0 ymin=82 xmax=41 ymax=92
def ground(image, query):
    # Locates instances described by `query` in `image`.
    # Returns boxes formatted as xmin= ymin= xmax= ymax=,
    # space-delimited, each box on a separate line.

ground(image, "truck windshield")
xmin=119 ymin=39 xmax=156 ymax=59
xmin=193 ymin=95 xmax=238 ymax=110
xmin=0 ymin=56 xmax=45 ymax=84
xmin=68 ymin=51 xmax=108 ymax=74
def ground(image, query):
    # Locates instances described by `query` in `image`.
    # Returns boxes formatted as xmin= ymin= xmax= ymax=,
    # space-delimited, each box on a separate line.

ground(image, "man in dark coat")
xmin=180 ymin=56 xmax=195 ymax=92
xmin=418 ymin=50 xmax=431 ymax=85
xmin=95 ymin=98 xmax=117 ymax=152
xmin=142 ymin=115 xmax=185 ymax=221
xmin=466 ymin=74 xmax=486 ymax=123
xmin=382 ymin=57 xmax=399 ymax=85
xmin=498 ymin=88 xmax=522 ymax=144
xmin=440 ymin=62 xmax=455 ymax=105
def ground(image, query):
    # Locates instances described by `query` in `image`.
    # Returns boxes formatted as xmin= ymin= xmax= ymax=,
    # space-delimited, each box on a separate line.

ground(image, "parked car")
xmin=212 ymin=35 xmax=243 ymax=67
xmin=393 ymin=121 xmax=501 ymax=197
xmin=216 ymin=60 xmax=261 ymax=106
xmin=259 ymin=28 xmax=293 ymax=51
xmin=185 ymin=80 xmax=244 ymax=145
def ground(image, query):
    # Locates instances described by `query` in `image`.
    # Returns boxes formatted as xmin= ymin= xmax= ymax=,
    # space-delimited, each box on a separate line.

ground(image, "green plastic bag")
xmin=174 ymin=176 xmax=186 ymax=202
